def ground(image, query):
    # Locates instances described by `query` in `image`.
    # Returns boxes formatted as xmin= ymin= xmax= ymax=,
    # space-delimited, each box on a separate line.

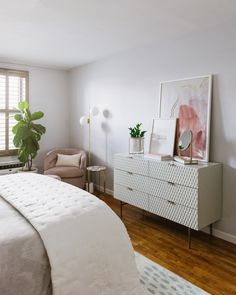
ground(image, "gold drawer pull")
xmin=167 ymin=200 xmax=175 ymax=205
xmin=127 ymin=187 xmax=133 ymax=191
xmin=127 ymin=171 xmax=133 ymax=175
xmin=167 ymin=181 xmax=175 ymax=186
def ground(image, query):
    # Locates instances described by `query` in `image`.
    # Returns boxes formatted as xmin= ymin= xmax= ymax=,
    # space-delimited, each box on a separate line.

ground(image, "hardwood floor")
xmin=99 ymin=193 xmax=236 ymax=295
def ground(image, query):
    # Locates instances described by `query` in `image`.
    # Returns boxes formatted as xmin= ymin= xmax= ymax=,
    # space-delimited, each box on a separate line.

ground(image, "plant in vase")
xmin=12 ymin=101 xmax=46 ymax=171
xmin=128 ymin=123 xmax=146 ymax=154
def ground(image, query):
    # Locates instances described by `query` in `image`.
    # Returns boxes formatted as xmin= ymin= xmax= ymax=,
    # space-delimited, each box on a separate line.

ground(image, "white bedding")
xmin=0 ymin=173 xmax=145 ymax=295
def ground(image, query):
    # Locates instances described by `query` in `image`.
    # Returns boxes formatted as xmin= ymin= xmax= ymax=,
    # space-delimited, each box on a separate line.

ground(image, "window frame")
xmin=0 ymin=68 xmax=29 ymax=156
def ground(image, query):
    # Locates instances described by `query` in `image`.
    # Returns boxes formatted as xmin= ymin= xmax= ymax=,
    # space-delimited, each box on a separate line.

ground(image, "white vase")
xmin=129 ymin=137 xmax=144 ymax=154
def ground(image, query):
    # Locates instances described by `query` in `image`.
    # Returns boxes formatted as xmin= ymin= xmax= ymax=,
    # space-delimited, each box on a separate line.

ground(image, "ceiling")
xmin=0 ymin=0 xmax=236 ymax=69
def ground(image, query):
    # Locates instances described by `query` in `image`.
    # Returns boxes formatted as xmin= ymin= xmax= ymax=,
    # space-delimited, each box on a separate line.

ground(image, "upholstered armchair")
xmin=43 ymin=148 xmax=87 ymax=188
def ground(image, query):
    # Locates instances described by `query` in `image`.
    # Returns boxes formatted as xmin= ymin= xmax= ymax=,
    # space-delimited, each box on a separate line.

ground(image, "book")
xmin=173 ymin=156 xmax=198 ymax=165
xmin=144 ymin=153 xmax=173 ymax=161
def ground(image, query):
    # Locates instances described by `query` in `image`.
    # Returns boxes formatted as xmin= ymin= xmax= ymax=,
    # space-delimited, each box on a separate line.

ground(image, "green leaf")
xmin=31 ymin=111 xmax=44 ymax=121
xmin=15 ymin=126 xmax=32 ymax=140
xmin=31 ymin=123 xmax=46 ymax=135
xmin=25 ymin=108 xmax=31 ymax=121
xmin=140 ymin=131 xmax=147 ymax=138
xmin=14 ymin=114 xmax=23 ymax=121
xmin=18 ymin=148 xmax=29 ymax=163
xmin=129 ymin=122 xmax=146 ymax=138
xmin=13 ymin=135 xmax=21 ymax=147
xmin=12 ymin=121 xmax=25 ymax=134
xmin=18 ymin=101 xmax=29 ymax=111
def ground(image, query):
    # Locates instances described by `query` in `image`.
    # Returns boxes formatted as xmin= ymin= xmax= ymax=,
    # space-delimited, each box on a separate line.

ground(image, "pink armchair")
xmin=43 ymin=148 xmax=87 ymax=188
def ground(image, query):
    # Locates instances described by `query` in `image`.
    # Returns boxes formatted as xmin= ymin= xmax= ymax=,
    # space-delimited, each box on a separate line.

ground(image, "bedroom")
xmin=0 ymin=1 xmax=236 ymax=295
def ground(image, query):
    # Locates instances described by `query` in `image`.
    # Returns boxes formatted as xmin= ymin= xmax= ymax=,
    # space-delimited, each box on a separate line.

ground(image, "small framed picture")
xmin=149 ymin=118 xmax=177 ymax=156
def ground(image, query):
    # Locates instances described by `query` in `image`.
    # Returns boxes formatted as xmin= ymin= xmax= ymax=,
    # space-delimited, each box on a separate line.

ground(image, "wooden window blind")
xmin=0 ymin=68 xmax=29 ymax=156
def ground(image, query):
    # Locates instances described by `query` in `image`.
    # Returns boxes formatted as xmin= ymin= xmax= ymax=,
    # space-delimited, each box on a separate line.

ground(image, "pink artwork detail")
xmin=179 ymin=104 xmax=206 ymax=159
xmin=160 ymin=76 xmax=211 ymax=161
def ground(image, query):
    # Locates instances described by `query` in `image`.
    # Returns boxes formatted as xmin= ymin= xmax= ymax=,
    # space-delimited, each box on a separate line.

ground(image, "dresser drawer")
xmin=114 ymin=169 xmax=150 ymax=194
xmin=114 ymin=184 xmax=149 ymax=210
xmin=149 ymin=196 xmax=198 ymax=230
xmin=114 ymin=154 xmax=149 ymax=176
xmin=149 ymin=161 xmax=198 ymax=188
xmin=148 ymin=178 xmax=198 ymax=209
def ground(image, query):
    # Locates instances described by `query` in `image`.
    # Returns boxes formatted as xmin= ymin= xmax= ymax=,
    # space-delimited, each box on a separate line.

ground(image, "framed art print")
xmin=158 ymin=75 xmax=212 ymax=162
xmin=149 ymin=118 xmax=176 ymax=156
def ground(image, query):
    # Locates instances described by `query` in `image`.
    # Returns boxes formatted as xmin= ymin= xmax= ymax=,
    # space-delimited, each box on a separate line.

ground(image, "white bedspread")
xmin=0 ymin=173 xmax=145 ymax=295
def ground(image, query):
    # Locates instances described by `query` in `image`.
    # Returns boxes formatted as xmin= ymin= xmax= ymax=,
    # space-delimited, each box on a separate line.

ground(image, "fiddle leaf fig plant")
xmin=12 ymin=101 xmax=46 ymax=171
xmin=128 ymin=123 xmax=146 ymax=138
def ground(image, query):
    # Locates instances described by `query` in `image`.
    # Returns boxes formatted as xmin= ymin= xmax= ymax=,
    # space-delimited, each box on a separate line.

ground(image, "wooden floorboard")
xmin=99 ymin=193 xmax=236 ymax=295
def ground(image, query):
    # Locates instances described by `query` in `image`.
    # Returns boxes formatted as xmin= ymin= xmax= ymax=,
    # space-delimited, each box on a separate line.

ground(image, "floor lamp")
xmin=80 ymin=107 xmax=99 ymax=191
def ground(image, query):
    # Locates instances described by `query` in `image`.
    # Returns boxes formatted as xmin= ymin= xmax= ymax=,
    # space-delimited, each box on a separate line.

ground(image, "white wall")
xmin=69 ymin=26 xmax=236 ymax=239
xmin=0 ymin=62 xmax=70 ymax=170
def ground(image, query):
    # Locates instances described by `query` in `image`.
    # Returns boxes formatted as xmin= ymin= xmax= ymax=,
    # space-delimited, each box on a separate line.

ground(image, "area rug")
xmin=135 ymin=252 xmax=210 ymax=295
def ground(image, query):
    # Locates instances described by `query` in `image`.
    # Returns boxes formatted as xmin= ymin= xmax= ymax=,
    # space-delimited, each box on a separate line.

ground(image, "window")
xmin=0 ymin=68 xmax=28 ymax=155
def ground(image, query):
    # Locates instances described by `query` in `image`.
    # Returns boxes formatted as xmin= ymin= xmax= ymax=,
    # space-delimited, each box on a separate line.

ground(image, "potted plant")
xmin=128 ymin=123 xmax=146 ymax=154
xmin=12 ymin=101 xmax=46 ymax=172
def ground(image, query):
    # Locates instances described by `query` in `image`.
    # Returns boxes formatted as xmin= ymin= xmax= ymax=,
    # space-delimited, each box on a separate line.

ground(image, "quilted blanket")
xmin=0 ymin=173 xmax=145 ymax=295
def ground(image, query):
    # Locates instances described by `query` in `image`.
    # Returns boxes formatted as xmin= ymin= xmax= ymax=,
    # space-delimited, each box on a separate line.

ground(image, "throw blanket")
xmin=0 ymin=173 xmax=145 ymax=295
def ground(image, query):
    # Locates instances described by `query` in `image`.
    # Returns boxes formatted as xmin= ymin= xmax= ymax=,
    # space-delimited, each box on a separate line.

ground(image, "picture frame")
xmin=158 ymin=75 xmax=212 ymax=162
xmin=149 ymin=118 xmax=177 ymax=156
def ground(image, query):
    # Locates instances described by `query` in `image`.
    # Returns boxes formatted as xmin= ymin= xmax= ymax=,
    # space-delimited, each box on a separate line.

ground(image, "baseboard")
xmin=95 ymin=184 xmax=236 ymax=245
xmin=201 ymin=227 xmax=236 ymax=244
xmin=214 ymin=229 xmax=236 ymax=244
xmin=94 ymin=184 xmax=114 ymax=196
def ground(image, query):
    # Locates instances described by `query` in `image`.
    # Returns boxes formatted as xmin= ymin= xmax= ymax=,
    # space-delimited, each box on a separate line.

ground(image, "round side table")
xmin=87 ymin=166 xmax=106 ymax=195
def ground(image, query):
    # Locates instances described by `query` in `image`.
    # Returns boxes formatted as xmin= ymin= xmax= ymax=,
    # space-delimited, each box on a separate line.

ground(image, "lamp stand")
xmin=88 ymin=115 xmax=91 ymax=167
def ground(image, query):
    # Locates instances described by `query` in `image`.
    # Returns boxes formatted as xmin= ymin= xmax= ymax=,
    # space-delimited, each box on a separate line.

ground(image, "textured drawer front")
xmin=149 ymin=196 xmax=198 ymax=230
xmin=114 ymin=155 xmax=148 ymax=176
xmin=149 ymin=161 xmax=198 ymax=188
xmin=114 ymin=184 xmax=149 ymax=210
xmin=114 ymin=169 xmax=150 ymax=194
xmin=148 ymin=178 xmax=198 ymax=209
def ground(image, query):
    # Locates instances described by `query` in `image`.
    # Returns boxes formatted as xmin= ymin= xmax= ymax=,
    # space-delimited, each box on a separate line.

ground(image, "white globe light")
xmin=89 ymin=106 xmax=99 ymax=116
xmin=80 ymin=116 xmax=88 ymax=126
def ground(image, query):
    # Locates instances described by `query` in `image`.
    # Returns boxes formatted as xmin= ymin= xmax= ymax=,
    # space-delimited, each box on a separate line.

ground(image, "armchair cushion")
xmin=56 ymin=153 xmax=81 ymax=167
xmin=44 ymin=148 xmax=87 ymax=171
xmin=44 ymin=166 xmax=84 ymax=178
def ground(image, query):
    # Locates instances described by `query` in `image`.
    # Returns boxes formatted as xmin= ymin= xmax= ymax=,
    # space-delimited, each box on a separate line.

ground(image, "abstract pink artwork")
xmin=159 ymin=76 xmax=212 ymax=162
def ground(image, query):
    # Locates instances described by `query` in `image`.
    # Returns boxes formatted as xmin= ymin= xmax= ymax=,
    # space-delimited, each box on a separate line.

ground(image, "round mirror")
xmin=178 ymin=130 xmax=192 ymax=151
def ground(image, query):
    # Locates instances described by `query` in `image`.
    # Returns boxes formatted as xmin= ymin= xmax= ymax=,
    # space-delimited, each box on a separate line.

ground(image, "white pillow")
xmin=56 ymin=154 xmax=81 ymax=167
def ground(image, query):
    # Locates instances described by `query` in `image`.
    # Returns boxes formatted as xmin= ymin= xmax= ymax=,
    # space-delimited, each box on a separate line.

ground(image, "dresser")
xmin=114 ymin=153 xmax=222 ymax=247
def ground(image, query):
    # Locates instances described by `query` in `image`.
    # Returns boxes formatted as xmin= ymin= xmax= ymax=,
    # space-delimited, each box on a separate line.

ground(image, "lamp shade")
xmin=89 ymin=106 xmax=99 ymax=116
xmin=80 ymin=116 xmax=88 ymax=126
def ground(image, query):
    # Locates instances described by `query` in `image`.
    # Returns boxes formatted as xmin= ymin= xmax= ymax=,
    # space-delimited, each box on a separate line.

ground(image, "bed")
xmin=0 ymin=173 xmax=145 ymax=295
